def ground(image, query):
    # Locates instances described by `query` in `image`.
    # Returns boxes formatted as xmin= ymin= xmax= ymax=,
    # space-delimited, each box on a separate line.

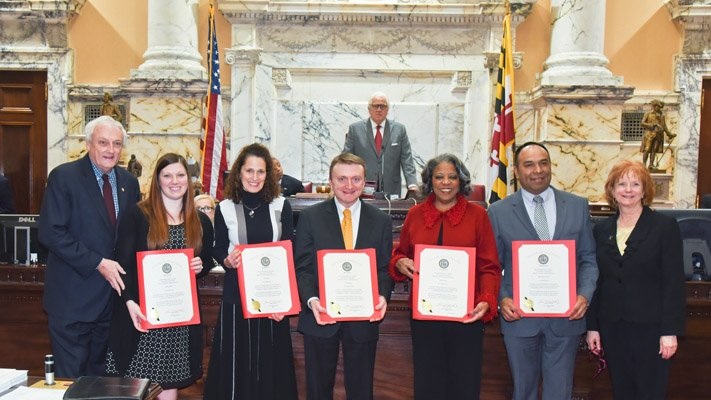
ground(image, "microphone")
xmin=45 ymin=354 xmax=55 ymax=385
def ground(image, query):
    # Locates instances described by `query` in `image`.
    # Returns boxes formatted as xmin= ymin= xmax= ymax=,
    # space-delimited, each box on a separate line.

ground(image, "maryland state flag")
xmin=201 ymin=3 xmax=228 ymax=200
xmin=487 ymin=13 xmax=516 ymax=204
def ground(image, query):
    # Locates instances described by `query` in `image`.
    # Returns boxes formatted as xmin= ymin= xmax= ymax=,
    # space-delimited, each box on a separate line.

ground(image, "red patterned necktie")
xmin=102 ymin=174 xmax=116 ymax=225
xmin=375 ymin=125 xmax=383 ymax=156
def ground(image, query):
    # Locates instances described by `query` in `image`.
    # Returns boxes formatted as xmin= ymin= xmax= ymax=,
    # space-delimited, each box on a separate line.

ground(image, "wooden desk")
xmin=2 ymin=264 xmax=711 ymax=399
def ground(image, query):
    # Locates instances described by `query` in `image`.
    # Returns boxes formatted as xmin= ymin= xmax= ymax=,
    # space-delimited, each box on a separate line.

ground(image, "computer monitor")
xmin=0 ymin=214 xmax=47 ymax=265
xmin=656 ymin=209 xmax=711 ymax=281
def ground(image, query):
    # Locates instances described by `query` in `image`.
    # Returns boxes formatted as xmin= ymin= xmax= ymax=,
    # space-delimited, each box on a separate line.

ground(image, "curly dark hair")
xmin=420 ymin=154 xmax=471 ymax=196
xmin=223 ymin=143 xmax=280 ymax=203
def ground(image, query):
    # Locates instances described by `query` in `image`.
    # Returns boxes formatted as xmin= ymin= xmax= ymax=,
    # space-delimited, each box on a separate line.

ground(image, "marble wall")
xmin=1 ymin=0 xmax=705 ymax=207
xmin=220 ymin=0 xmax=530 ymax=192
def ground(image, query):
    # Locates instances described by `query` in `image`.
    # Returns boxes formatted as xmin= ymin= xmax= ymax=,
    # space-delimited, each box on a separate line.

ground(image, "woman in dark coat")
xmin=106 ymin=153 xmax=214 ymax=400
xmin=586 ymin=160 xmax=685 ymax=399
xmin=203 ymin=143 xmax=298 ymax=400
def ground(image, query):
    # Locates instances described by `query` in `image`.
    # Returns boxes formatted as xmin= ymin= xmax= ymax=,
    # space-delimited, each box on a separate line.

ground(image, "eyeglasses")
xmin=369 ymin=104 xmax=388 ymax=110
xmin=197 ymin=206 xmax=214 ymax=213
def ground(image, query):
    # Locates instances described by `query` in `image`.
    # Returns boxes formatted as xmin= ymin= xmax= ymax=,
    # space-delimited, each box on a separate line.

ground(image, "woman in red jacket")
xmin=389 ymin=153 xmax=501 ymax=400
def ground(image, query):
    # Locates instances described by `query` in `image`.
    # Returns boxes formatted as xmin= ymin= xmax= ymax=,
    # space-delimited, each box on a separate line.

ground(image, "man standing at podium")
xmin=344 ymin=92 xmax=418 ymax=198
xmin=39 ymin=116 xmax=140 ymax=378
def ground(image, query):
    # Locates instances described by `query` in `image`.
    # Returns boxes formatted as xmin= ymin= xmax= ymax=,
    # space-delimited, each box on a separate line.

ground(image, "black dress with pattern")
xmin=106 ymin=205 xmax=214 ymax=389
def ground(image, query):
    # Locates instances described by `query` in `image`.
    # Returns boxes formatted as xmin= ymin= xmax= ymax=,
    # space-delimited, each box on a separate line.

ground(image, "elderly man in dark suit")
xmin=344 ymin=92 xmax=418 ymax=198
xmin=38 ymin=115 xmax=141 ymax=378
xmin=294 ymin=152 xmax=393 ymax=400
xmin=272 ymin=156 xmax=305 ymax=196
xmin=487 ymin=142 xmax=598 ymax=400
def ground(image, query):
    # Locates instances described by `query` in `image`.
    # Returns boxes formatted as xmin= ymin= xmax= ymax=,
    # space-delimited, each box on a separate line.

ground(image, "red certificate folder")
xmin=136 ymin=248 xmax=200 ymax=330
xmin=512 ymin=240 xmax=577 ymax=317
xmin=412 ymin=244 xmax=477 ymax=322
xmin=235 ymin=240 xmax=301 ymax=319
xmin=317 ymin=248 xmax=381 ymax=322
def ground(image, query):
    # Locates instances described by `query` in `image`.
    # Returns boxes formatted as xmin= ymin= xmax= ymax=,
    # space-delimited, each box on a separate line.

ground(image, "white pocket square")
xmin=391 ymin=143 xmax=399 ymax=146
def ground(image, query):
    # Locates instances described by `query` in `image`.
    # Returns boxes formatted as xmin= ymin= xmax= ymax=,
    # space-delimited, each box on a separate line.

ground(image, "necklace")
xmin=243 ymin=202 xmax=262 ymax=218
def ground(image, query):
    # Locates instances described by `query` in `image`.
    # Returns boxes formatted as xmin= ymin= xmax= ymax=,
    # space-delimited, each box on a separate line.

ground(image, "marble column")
xmin=131 ymin=0 xmax=206 ymax=80
xmin=226 ymin=47 xmax=262 ymax=156
xmin=540 ymin=0 xmax=620 ymax=86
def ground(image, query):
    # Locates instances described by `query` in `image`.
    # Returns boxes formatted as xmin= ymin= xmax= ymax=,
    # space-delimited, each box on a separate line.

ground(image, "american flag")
xmin=487 ymin=12 xmax=516 ymax=204
xmin=201 ymin=3 xmax=228 ymax=200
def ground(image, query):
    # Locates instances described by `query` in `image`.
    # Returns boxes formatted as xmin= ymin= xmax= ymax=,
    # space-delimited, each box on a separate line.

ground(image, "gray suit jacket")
xmin=344 ymin=119 xmax=418 ymax=196
xmin=487 ymin=188 xmax=598 ymax=337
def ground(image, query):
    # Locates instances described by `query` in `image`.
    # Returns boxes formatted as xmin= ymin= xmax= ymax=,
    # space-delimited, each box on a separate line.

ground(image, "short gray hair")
xmin=368 ymin=92 xmax=389 ymax=106
xmin=84 ymin=115 xmax=128 ymax=143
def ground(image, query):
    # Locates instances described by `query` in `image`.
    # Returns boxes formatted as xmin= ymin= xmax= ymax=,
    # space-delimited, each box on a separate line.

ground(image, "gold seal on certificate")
xmin=317 ymin=248 xmax=380 ymax=322
xmin=236 ymin=240 xmax=301 ymax=318
xmin=412 ymin=244 xmax=476 ymax=322
xmin=512 ymin=240 xmax=577 ymax=317
xmin=137 ymin=249 xmax=200 ymax=329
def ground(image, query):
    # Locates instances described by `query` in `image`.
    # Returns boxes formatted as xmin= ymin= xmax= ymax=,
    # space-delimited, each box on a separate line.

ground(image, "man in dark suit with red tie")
xmin=38 ymin=116 xmax=140 ymax=378
xmin=344 ymin=92 xmax=418 ymax=198
xmin=294 ymin=153 xmax=393 ymax=400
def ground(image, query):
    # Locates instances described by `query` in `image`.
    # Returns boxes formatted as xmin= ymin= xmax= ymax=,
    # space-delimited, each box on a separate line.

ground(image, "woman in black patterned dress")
xmin=203 ymin=143 xmax=298 ymax=400
xmin=106 ymin=153 xmax=214 ymax=400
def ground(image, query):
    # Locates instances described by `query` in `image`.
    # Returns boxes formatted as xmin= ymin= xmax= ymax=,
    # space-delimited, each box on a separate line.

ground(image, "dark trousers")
xmin=303 ymin=324 xmax=378 ymax=400
xmin=47 ymin=315 xmax=110 ymax=378
xmin=411 ymin=319 xmax=484 ymax=400
xmin=600 ymin=320 xmax=671 ymax=400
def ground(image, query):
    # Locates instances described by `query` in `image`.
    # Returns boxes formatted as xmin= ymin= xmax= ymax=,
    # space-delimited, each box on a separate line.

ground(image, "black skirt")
xmin=203 ymin=302 xmax=298 ymax=400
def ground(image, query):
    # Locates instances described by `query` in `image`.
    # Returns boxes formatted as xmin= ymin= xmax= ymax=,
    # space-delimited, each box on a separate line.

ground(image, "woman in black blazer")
xmin=586 ymin=160 xmax=685 ymax=399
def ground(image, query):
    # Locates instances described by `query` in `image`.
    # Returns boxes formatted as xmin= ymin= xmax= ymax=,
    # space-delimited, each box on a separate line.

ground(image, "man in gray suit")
xmin=344 ymin=92 xmax=418 ymax=198
xmin=487 ymin=142 xmax=598 ymax=400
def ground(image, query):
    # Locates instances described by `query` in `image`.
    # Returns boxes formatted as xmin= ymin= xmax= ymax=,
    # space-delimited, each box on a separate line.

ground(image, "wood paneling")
xmin=0 ymin=70 xmax=47 ymax=214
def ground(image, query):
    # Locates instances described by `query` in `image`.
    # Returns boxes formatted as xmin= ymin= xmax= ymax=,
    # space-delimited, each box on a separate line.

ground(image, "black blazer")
xmin=294 ymin=198 xmax=393 ymax=342
xmin=280 ymin=174 xmax=305 ymax=197
xmin=587 ymin=207 xmax=686 ymax=335
xmin=39 ymin=155 xmax=141 ymax=321
xmin=108 ymin=205 xmax=214 ymax=375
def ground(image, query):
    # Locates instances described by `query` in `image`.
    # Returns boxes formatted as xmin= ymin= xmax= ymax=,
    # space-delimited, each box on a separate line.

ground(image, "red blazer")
xmin=389 ymin=194 xmax=501 ymax=322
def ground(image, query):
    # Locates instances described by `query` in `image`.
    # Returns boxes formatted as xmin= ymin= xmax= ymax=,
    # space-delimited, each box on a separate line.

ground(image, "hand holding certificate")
xmin=512 ymin=240 xmax=576 ymax=317
xmin=137 ymin=249 xmax=200 ymax=330
xmin=317 ymin=248 xmax=381 ymax=322
xmin=235 ymin=240 xmax=301 ymax=319
xmin=412 ymin=244 xmax=476 ymax=322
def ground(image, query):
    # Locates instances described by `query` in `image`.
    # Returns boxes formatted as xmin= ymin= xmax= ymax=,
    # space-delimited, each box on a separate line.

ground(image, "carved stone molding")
xmin=219 ymin=0 xmax=535 ymax=26
xmin=667 ymin=0 xmax=711 ymax=54
xmin=225 ymin=47 xmax=262 ymax=66
xmin=484 ymin=51 xmax=524 ymax=70
xmin=272 ymin=68 xmax=292 ymax=89
xmin=0 ymin=0 xmax=86 ymax=17
xmin=118 ymin=78 xmax=208 ymax=96
xmin=451 ymin=71 xmax=472 ymax=93
xmin=531 ymin=85 xmax=635 ymax=106
xmin=0 ymin=0 xmax=86 ymax=50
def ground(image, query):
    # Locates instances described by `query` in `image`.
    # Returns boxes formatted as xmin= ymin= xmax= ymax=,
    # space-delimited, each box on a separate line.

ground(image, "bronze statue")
xmin=640 ymin=100 xmax=675 ymax=170
xmin=127 ymin=154 xmax=143 ymax=178
xmin=100 ymin=92 xmax=122 ymax=122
